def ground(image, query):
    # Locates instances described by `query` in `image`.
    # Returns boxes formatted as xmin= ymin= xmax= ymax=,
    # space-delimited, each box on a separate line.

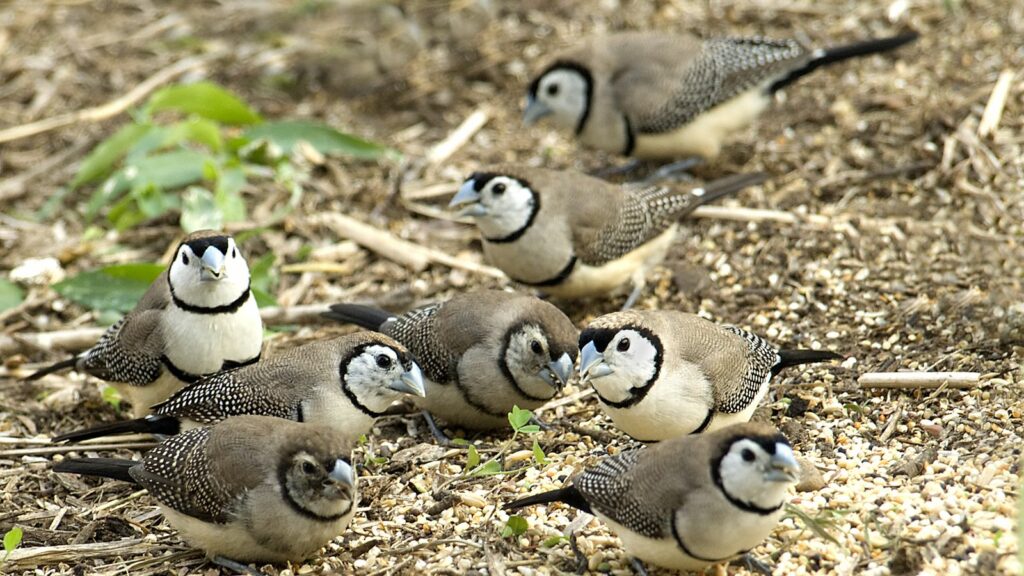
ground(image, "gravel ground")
xmin=0 ymin=1 xmax=1021 ymax=575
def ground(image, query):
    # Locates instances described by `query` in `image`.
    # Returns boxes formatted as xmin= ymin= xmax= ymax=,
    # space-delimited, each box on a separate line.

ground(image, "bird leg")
xmin=422 ymin=411 xmax=460 ymax=447
xmin=589 ymin=158 xmax=645 ymax=179
xmin=628 ymin=557 xmax=652 ymax=576
xmin=568 ymin=532 xmax=588 ymax=575
xmin=211 ymin=555 xmax=264 ymax=576
xmin=737 ymin=553 xmax=774 ymax=576
xmin=639 ymin=157 xmax=702 ymax=184
xmin=621 ymin=269 xmax=647 ymax=311
xmin=529 ymin=415 xmax=553 ymax=430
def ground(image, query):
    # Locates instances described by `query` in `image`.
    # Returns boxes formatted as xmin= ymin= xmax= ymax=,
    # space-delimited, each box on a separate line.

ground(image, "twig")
xmin=4 ymin=538 xmax=148 ymax=567
xmin=0 ymin=442 xmax=157 ymax=457
xmin=425 ymin=107 xmax=490 ymax=166
xmin=0 ymin=52 xmax=222 ymax=144
xmin=977 ymin=70 xmax=1014 ymax=138
xmin=858 ymin=372 xmax=981 ymax=389
xmin=308 ymin=213 xmax=504 ymax=278
xmin=534 ymin=388 xmax=595 ymax=416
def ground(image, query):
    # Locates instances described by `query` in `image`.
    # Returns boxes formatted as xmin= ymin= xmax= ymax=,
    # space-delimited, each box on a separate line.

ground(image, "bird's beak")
xmin=540 ymin=352 xmax=573 ymax=390
xmin=449 ymin=181 xmax=488 ymax=218
xmin=390 ymin=362 xmax=426 ymax=398
xmin=329 ymin=458 xmax=355 ymax=487
xmin=199 ymin=248 xmax=226 ymax=281
xmin=579 ymin=341 xmax=613 ymax=383
xmin=765 ymin=444 xmax=800 ymax=483
xmin=523 ymin=96 xmax=552 ymax=126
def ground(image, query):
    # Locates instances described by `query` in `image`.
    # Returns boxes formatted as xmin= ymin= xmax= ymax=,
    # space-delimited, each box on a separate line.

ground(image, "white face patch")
xmin=590 ymin=329 xmax=659 ymax=404
xmin=718 ymin=439 xmax=795 ymax=510
xmin=504 ymin=325 xmax=557 ymax=399
xmin=343 ymin=344 xmax=407 ymax=411
xmin=168 ymin=237 xmax=251 ymax=308
xmin=535 ymin=69 xmax=589 ymax=131
xmin=472 ymin=176 xmax=537 ymax=239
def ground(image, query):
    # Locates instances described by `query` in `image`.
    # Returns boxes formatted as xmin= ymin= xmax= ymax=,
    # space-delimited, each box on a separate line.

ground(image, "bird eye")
xmin=741 ymin=448 xmax=755 ymax=462
xmin=530 ymin=340 xmax=543 ymax=355
xmin=376 ymin=354 xmax=392 ymax=369
xmin=181 ymin=253 xmax=189 ymax=265
xmin=546 ymin=83 xmax=560 ymax=97
xmin=302 ymin=461 xmax=317 ymax=475
xmin=492 ymin=182 xmax=506 ymax=195
xmin=617 ymin=338 xmax=630 ymax=352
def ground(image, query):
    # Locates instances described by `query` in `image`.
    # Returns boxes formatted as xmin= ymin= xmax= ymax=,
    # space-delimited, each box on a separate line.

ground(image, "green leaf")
xmin=249 ymin=253 xmax=277 ymax=307
xmin=180 ymin=186 xmax=224 ymax=233
xmin=215 ymin=166 xmax=247 ymax=222
xmin=244 ymin=120 xmax=395 ymax=159
xmin=466 ymin=444 xmax=480 ymax=469
xmin=87 ymin=149 xmax=209 ymax=218
xmin=147 ymin=82 xmax=261 ymax=125
xmin=0 ymin=279 xmax=24 ymax=313
xmin=53 ymin=263 xmax=164 ymax=313
xmin=532 ymin=439 xmax=547 ymax=465
xmin=785 ymin=503 xmax=840 ymax=545
xmin=501 ymin=516 xmax=528 ymax=538
xmin=469 ymin=460 xmax=502 ymax=477
xmin=541 ymin=535 xmax=568 ymax=548
xmin=101 ymin=385 xmax=122 ymax=411
xmin=508 ymin=405 xmax=532 ymax=431
xmin=72 ymin=123 xmax=153 ymax=188
xmin=517 ymin=424 xmax=541 ymax=434
xmin=3 ymin=526 xmax=23 ymax=559
xmin=165 ymin=117 xmax=224 ymax=152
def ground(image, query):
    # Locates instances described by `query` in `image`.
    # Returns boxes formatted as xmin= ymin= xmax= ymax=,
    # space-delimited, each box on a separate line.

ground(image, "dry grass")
xmin=1 ymin=0 xmax=1021 ymax=574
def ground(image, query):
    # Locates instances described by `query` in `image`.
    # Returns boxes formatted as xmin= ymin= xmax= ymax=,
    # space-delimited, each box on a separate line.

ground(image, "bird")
xmin=323 ymin=290 xmax=578 ymax=437
xmin=53 ymin=415 xmax=357 ymax=572
xmin=505 ymin=422 xmax=800 ymax=574
xmin=449 ymin=165 xmax=765 ymax=307
xmin=523 ymin=30 xmax=918 ymax=160
xmin=577 ymin=310 xmax=842 ymax=441
xmin=25 ymin=230 xmax=264 ymax=417
xmin=50 ymin=332 xmax=425 ymax=445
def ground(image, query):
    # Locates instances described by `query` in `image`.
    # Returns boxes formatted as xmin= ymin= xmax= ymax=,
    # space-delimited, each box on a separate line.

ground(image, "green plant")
xmin=101 ymin=385 xmax=122 ymax=411
xmin=67 ymin=81 xmax=395 ymax=232
xmin=501 ymin=515 xmax=529 ymax=538
xmin=784 ymin=504 xmax=848 ymax=546
xmin=0 ymin=279 xmax=23 ymax=313
xmin=463 ymin=406 xmax=545 ymax=478
xmin=3 ymin=526 xmax=22 ymax=562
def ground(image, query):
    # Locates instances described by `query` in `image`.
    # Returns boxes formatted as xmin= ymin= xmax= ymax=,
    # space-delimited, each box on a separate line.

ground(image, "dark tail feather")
xmin=323 ymin=304 xmax=393 ymax=331
xmin=23 ymin=357 xmax=80 ymax=382
xmin=682 ymin=172 xmax=768 ymax=215
xmin=504 ymin=486 xmax=592 ymax=514
xmin=773 ymin=349 xmax=844 ymax=376
xmin=52 ymin=415 xmax=180 ymax=443
xmin=53 ymin=457 xmax=139 ymax=483
xmin=770 ymin=32 xmax=919 ymax=93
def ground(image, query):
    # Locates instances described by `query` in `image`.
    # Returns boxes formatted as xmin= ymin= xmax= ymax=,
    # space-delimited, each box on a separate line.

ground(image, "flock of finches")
xmin=23 ymin=23 xmax=920 ymax=576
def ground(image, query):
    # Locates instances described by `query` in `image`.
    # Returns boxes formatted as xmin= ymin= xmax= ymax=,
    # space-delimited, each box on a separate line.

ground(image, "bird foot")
xmin=737 ymin=553 xmax=774 ymax=575
xmin=629 ymin=557 xmax=651 ymax=576
xmin=639 ymin=157 xmax=702 ymax=184
xmin=621 ymin=272 xmax=647 ymax=311
xmin=211 ymin=555 xmax=264 ymax=576
xmin=568 ymin=532 xmax=588 ymax=575
xmin=422 ymin=411 xmax=461 ymax=447
xmin=529 ymin=415 xmax=553 ymax=431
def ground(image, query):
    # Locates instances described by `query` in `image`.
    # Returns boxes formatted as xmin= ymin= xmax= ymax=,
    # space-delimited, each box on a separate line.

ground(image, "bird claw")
xmin=738 ymin=553 xmax=774 ymax=575
xmin=639 ymin=157 xmax=702 ymax=184
xmin=568 ymin=532 xmax=588 ymax=575
xmin=629 ymin=557 xmax=651 ymax=576
xmin=211 ymin=555 xmax=264 ymax=576
xmin=422 ymin=411 xmax=462 ymax=447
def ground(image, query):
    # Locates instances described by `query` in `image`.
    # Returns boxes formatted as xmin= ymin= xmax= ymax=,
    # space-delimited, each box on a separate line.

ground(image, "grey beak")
xmin=765 ymin=444 xmax=800 ymax=483
xmin=199 ymin=248 xmax=225 ymax=281
xmin=449 ymin=181 xmax=488 ymax=218
xmin=329 ymin=458 xmax=354 ymax=486
xmin=541 ymin=352 xmax=574 ymax=390
xmin=523 ymin=96 xmax=552 ymax=126
xmin=389 ymin=362 xmax=426 ymax=398
xmin=579 ymin=341 xmax=612 ymax=383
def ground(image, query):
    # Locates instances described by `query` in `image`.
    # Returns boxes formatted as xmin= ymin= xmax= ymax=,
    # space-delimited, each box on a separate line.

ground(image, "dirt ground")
xmin=1 ymin=0 xmax=1022 ymax=575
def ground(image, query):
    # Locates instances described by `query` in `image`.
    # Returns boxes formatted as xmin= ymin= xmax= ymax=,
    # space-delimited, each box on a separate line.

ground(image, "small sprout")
xmin=3 ymin=526 xmax=22 ymax=561
xmin=101 ymin=386 xmax=121 ymax=411
xmin=532 ymin=439 xmax=547 ymax=465
xmin=469 ymin=460 xmax=503 ymax=477
xmin=541 ymin=535 xmax=568 ymax=548
xmin=467 ymin=445 xmax=480 ymax=469
xmin=501 ymin=515 xmax=528 ymax=538
xmin=517 ymin=424 xmax=541 ymax=434
xmin=357 ymin=434 xmax=368 ymax=447
xmin=508 ymin=405 xmax=533 ymax=431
